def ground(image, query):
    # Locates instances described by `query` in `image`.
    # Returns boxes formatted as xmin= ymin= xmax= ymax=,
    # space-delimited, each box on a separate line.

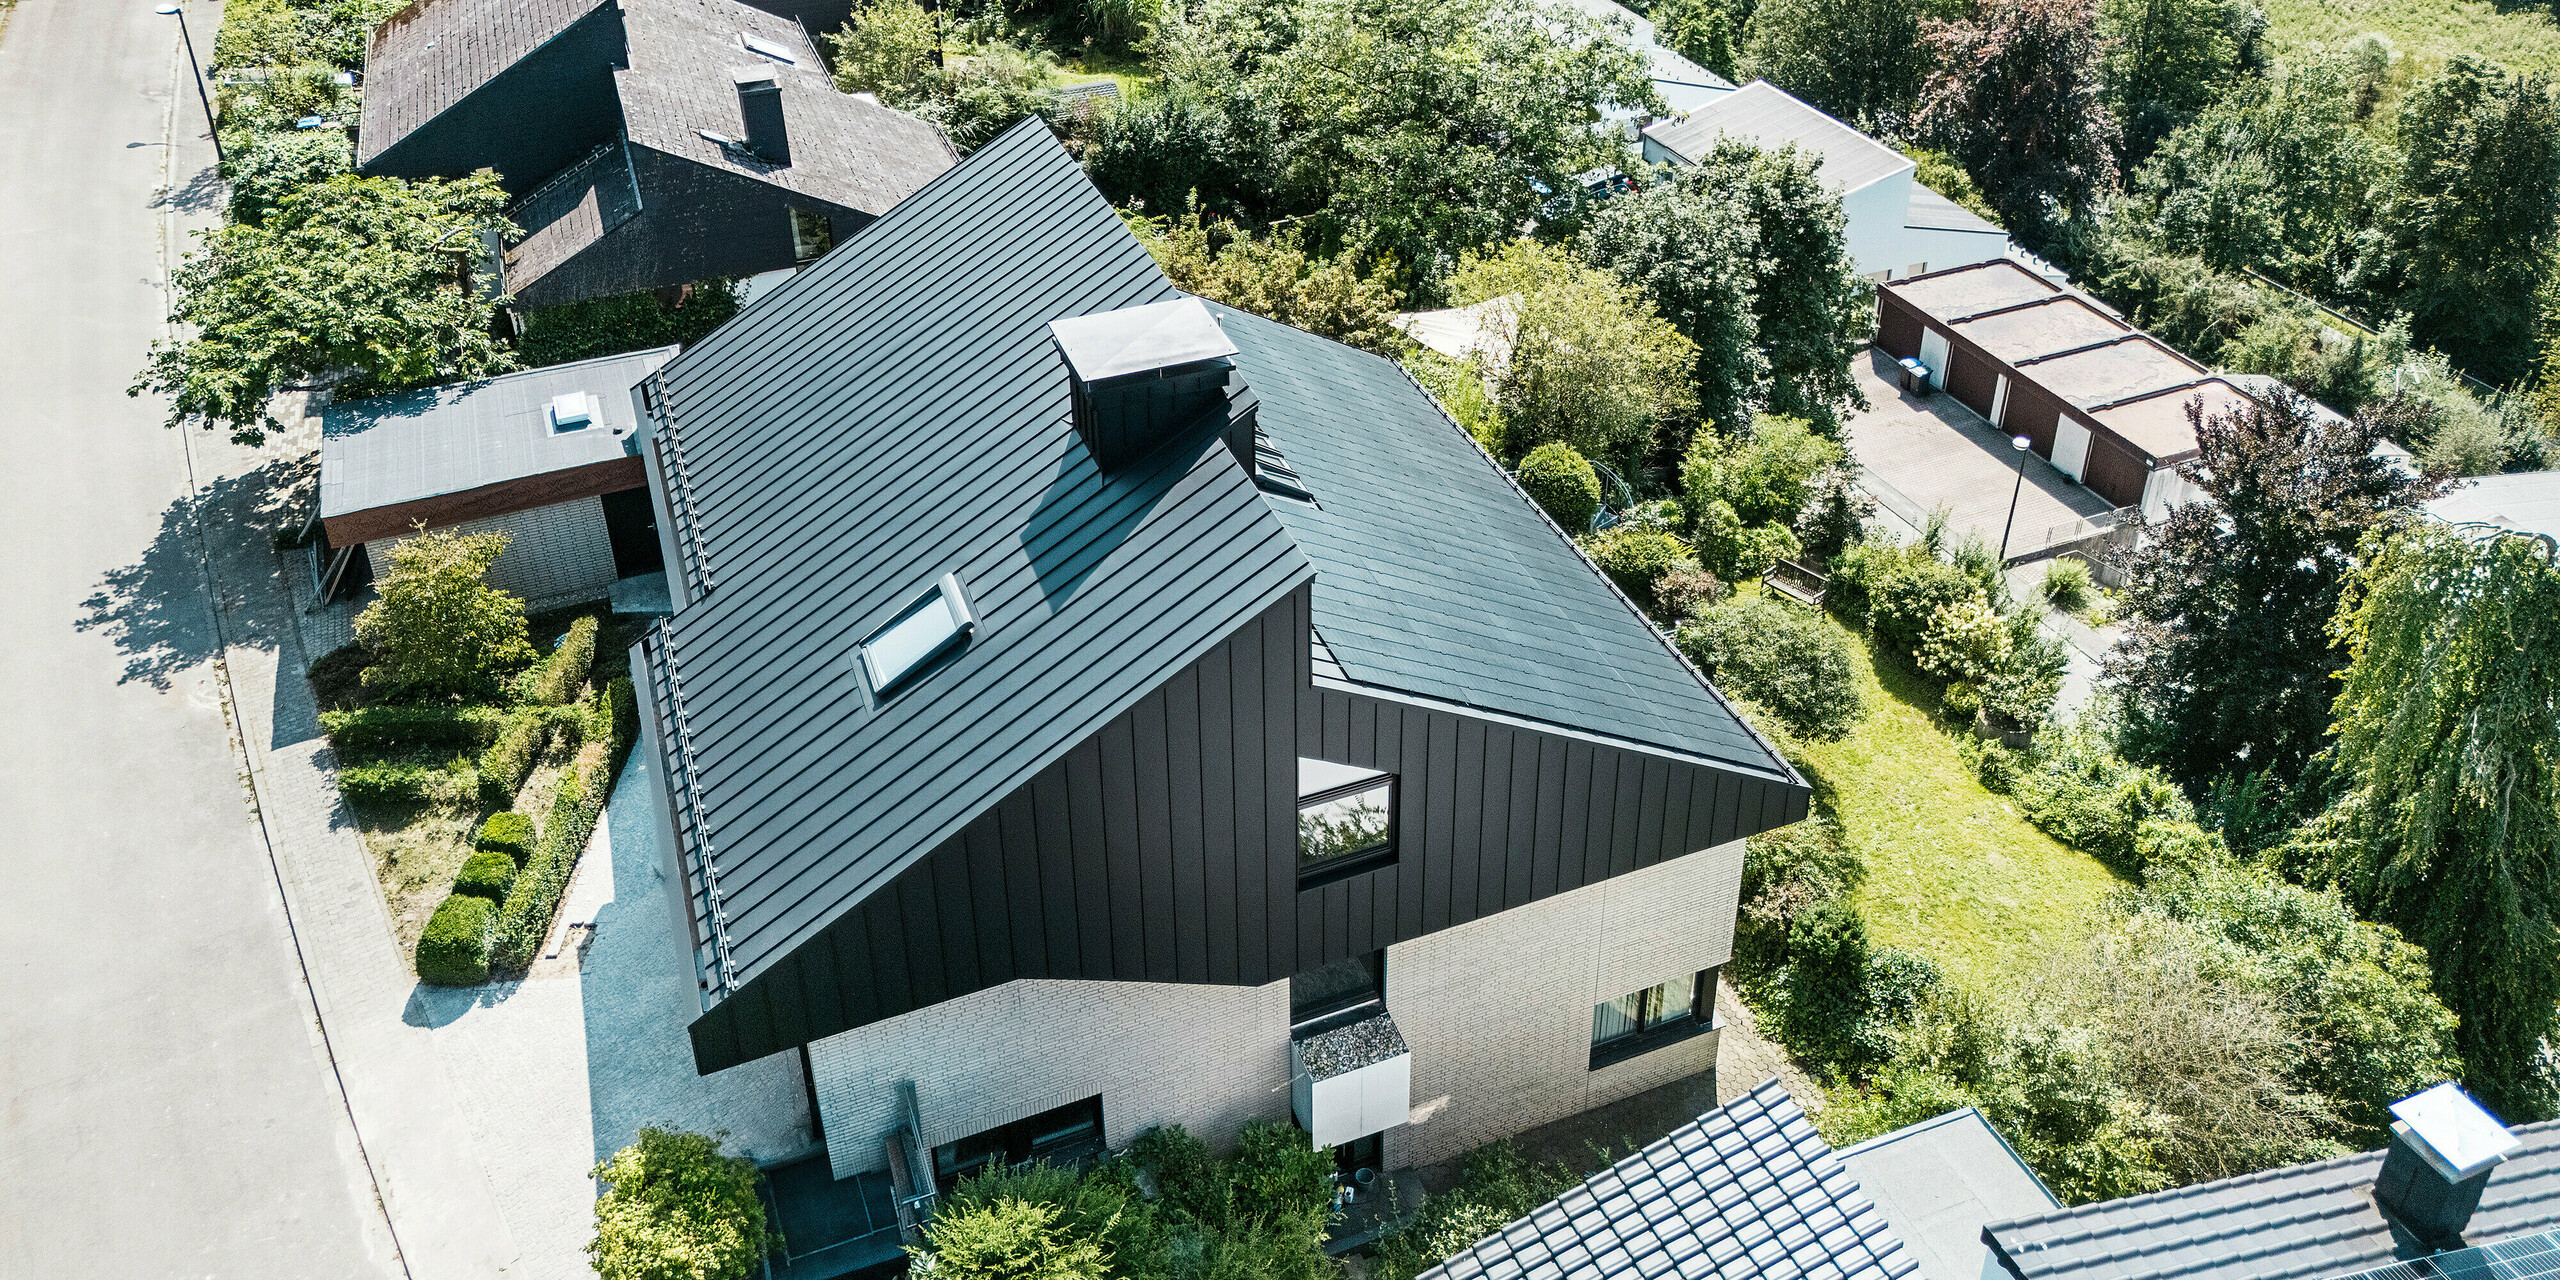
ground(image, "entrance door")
xmin=2052 ymin=419 xmax=2093 ymax=480
xmin=1990 ymin=374 xmax=2011 ymax=427
xmin=1919 ymin=327 xmax=1952 ymax=389
xmin=601 ymin=487 xmax=665 ymax=579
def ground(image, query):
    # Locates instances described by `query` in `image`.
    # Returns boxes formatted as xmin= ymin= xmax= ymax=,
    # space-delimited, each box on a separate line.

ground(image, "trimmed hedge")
xmin=1517 ymin=442 xmax=1602 ymax=532
xmin=320 ymin=704 xmax=507 ymax=755
xmin=454 ymin=850 xmax=518 ymax=901
xmin=606 ymin=676 xmax=639 ymax=767
xmin=526 ymin=615 xmax=601 ymax=707
xmin=417 ymin=893 xmax=494 ymax=986
xmin=492 ymin=767 xmax=606 ymax=969
xmin=340 ymin=761 xmax=476 ymax=807
xmin=477 ymin=710 xmax=552 ymax=806
xmin=476 ymin=811 xmax=535 ymax=861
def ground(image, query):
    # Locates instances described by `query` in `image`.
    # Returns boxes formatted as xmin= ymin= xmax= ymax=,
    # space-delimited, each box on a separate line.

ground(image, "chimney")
xmin=2376 ymin=1082 xmax=2522 ymax=1249
xmin=1048 ymin=298 xmax=1252 ymax=472
xmin=733 ymin=66 xmax=788 ymax=165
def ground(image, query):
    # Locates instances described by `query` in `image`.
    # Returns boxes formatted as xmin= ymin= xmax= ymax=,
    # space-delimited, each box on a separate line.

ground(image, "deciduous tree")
xmin=589 ymin=1128 xmax=779 ymax=1280
xmin=1913 ymin=0 xmax=2120 ymax=249
xmin=1450 ymin=240 xmax=1699 ymax=466
xmin=1739 ymin=0 xmax=1925 ymax=132
xmin=353 ymin=528 xmax=535 ymax=702
xmin=2097 ymin=0 xmax=2240 ymax=162
xmin=1127 ymin=204 xmax=1406 ymax=352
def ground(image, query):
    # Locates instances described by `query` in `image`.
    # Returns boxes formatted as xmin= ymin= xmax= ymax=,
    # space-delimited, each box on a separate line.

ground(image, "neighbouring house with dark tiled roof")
xmin=356 ymin=0 xmax=955 ymax=309
xmin=610 ymin=118 xmax=1810 ymax=1267
xmin=1986 ymin=1084 xmax=2560 ymax=1280
xmin=1415 ymin=1080 xmax=2058 ymax=1280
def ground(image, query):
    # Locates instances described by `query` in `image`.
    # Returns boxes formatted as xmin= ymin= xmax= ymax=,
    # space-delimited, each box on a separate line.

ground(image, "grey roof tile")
xmin=359 ymin=0 xmax=606 ymax=166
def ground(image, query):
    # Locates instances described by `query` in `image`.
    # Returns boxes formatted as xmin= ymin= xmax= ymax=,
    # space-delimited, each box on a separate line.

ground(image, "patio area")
xmin=1844 ymin=349 xmax=2120 ymax=560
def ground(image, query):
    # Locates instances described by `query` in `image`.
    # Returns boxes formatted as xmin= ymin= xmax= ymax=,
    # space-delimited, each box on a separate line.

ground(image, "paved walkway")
xmin=1845 ymin=350 xmax=2116 ymax=558
xmin=0 ymin=0 xmax=403 ymax=1272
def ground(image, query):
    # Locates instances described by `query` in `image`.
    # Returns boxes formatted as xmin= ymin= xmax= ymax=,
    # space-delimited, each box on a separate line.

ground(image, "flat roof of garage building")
xmin=1951 ymin=296 xmax=2130 ymax=366
xmin=2090 ymin=378 xmax=2252 ymax=464
xmin=2022 ymin=338 xmax=2207 ymax=412
xmin=1888 ymin=259 xmax=2061 ymax=320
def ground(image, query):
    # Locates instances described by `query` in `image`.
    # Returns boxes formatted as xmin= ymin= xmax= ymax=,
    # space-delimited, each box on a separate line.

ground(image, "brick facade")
xmin=802 ymin=838 xmax=1744 ymax=1179
xmin=366 ymin=495 xmax=620 ymax=613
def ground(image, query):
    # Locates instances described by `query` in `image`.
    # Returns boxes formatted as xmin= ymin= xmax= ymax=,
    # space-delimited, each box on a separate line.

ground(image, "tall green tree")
xmin=1739 ymin=0 xmax=1924 ymax=131
xmin=1654 ymin=0 xmax=1740 ymax=78
xmin=2353 ymin=56 xmax=2560 ymax=386
xmin=354 ymin=528 xmax=535 ymax=701
xmin=2324 ymin=523 xmax=2560 ymax=1118
xmin=2104 ymin=390 xmax=2439 ymax=803
xmin=1448 ymin=240 xmax=1699 ymax=465
xmin=2096 ymin=0 xmax=2239 ymax=162
xmin=130 ymin=172 xmax=516 ymax=446
xmin=1913 ymin=0 xmax=2120 ymax=249
xmin=1686 ymin=140 xmax=1873 ymax=435
xmin=1578 ymin=178 xmax=1768 ymax=439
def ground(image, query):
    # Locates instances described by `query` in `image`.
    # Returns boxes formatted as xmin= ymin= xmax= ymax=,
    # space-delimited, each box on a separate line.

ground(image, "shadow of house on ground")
xmin=76 ymin=456 xmax=305 ymax=691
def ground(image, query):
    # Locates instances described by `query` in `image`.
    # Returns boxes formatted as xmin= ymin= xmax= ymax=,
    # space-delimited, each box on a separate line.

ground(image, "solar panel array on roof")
xmin=1420 ymin=1079 xmax=1921 ymax=1280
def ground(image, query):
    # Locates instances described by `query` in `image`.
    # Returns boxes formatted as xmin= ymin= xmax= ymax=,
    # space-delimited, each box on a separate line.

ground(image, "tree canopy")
xmin=1740 ymin=0 xmax=1924 ymax=133
xmin=2323 ymin=522 xmax=2560 ymax=1117
xmin=131 ymin=172 xmax=517 ymax=446
xmin=2096 ymin=0 xmax=2246 ymax=161
xmin=1914 ymin=0 xmax=2121 ymax=248
xmin=1126 ymin=203 xmax=1406 ymax=353
xmin=1448 ymin=240 xmax=1699 ymax=465
xmin=589 ymin=1128 xmax=778 ymax=1280
xmin=353 ymin=528 xmax=535 ymax=702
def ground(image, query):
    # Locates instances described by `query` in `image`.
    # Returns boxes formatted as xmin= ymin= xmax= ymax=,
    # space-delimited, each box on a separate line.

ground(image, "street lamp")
xmin=1996 ymin=433 xmax=2033 ymax=564
xmin=156 ymin=3 xmax=224 ymax=168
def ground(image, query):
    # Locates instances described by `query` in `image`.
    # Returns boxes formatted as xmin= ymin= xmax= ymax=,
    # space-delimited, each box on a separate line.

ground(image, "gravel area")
xmin=1298 ymin=1013 xmax=1410 ymax=1080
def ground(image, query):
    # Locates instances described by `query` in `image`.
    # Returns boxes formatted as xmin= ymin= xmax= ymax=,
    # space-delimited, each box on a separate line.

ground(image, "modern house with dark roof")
xmin=1875 ymin=258 xmax=2227 ymax=516
xmin=1642 ymin=81 xmax=2009 ymax=280
xmin=356 ymin=0 xmax=956 ymax=309
xmin=1984 ymin=1084 xmax=2560 ymax=1280
xmin=313 ymin=346 xmax=675 ymax=608
xmin=1415 ymin=1080 xmax=2059 ymax=1280
xmin=619 ymin=119 xmax=1809 ymax=1206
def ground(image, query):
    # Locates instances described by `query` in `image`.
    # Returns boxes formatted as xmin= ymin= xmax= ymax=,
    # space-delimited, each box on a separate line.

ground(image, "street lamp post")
xmin=1996 ymin=433 xmax=2033 ymax=564
xmin=156 ymin=4 xmax=225 ymax=168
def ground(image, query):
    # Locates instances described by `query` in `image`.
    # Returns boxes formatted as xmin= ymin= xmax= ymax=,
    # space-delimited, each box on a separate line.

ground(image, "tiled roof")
xmin=358 ymin=0 xmax=607 ymax=167
xmin=614 ymin=0 xmax=956 ymax=216
xmin=1985 ymin=1120 xmax=2560 ymax=1280
xmin=1421 ymin=1079 xmax=1923 ymax=1280
xmin=1644 ymin=80 xmax=1912 ymax=194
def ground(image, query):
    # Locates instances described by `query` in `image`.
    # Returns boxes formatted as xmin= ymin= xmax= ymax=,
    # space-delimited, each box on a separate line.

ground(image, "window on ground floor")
xmin=1590 ymin=968 xmax=1716 ymax=1068
xmin=932 ymin=1095 xmax=1104 ymax=1191
xmin=1291 ymin=949 xmax=1385 ymax=1035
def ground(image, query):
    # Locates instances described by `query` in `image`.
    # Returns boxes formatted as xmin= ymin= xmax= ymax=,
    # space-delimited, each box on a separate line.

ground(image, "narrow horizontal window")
xmin=1298 ymin=758 xmax=1394 ymax=885
xmin=860 ymin=574 xmax=973 ymax=693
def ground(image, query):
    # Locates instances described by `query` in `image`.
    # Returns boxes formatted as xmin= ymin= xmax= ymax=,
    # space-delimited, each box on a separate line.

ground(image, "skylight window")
xmin=740 ymin=31 xmax=797 ymax=62
xmin=549 ymin=393 xmax=594 ymax=433
xmin=861 ymin=574 xmax=975 ymax=693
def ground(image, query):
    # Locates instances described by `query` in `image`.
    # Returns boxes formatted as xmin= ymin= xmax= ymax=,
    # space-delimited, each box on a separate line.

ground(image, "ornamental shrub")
xmin=320 ymin=704 xmax=507 ymax=756
xmin=1794 ymin=465 xmax=1875 ymax=561
xmin=1655 ymin=564 xmax=1728 ymax=622
xmin=917 ymin=1197 xmax=1108 ymax=1280
xmin=606 ymin=676 xmax=640 ymax=768
xmin=1776 ymin=900 xmax=1875 ymax=1070
xmin=493 ymin=766 xmax=605 ymax=968
xmin=454 ymin=850 xmax=517 ymax=901
xmin=1693 ymin=498 xmax=1803 ymax=581
xmin=416 ymin=893 xmax=493 ymax=986
xmin=525 ymin=614 xmax=600 ymax=707
xmin=1226 ymin=1117 xmax=1336 ymax=1224
xmin=353 ymin=528 xmax=534 ymax=701
xmin=941 ymin=1160 xmax=1170 ymax=1280
xmin=1517 ymin=442 xmax=1603 ymax=532
xmin=2041 ymin=557 xmax=2095 ymax=612
xmin=1867 ymin=549 xmax=1984 ymax=652
xmin=1676 ymin=598 xmax=1864 ymax=739
xmin=589 ymin=1127 xmax=778 ymax=1280
xmin=1916 ymin=597 xmax=2013 ymax=686
xmin=2010 ymin=718 xmax=2200 ymax=875
xmin=475 ymin=811 xmax=534 ymax=861
xmin=1580 ymin=526 xmax=1700 ymax=619
xmin=339 ymin=761 xmax=475 ymax=807
xmin=476 ymin=709 xmax=552 ymax=807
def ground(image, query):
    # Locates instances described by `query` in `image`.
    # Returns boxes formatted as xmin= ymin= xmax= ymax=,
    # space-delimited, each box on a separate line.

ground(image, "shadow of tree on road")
xmin=151 ymin=163 xmax=226 ymax=217
xmin=76 ymin=457 xmax=301 ymax=689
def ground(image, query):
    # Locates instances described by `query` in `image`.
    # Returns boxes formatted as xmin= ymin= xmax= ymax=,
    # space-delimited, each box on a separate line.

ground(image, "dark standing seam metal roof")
xmin=319 ymin=345 xmax=676 ymax=518
xmin=1420 ymin=1079 xmax=1923 ymax=1280
xmin=358 ymin=0 xmax=608 ymax=168
xmin=1211 ymin=303 xmax=1791 ymax=777
xmin=1984 ymin=1121 xmax=2560 ymax=1280
xmin=646 ymin=120 xmax=1310 ymax=994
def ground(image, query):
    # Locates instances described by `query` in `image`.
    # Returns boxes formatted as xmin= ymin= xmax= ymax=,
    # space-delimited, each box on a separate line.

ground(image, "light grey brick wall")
xmin=366 ymin=496 xmax=619 ymax=613
xmin=806 ymin=977 xmax=1296 ymax=1179
xmin=1383 ymin=839 xmax=1745 ymax=1169
xmin=803 ymin=838 xmax=1745 ymax=1180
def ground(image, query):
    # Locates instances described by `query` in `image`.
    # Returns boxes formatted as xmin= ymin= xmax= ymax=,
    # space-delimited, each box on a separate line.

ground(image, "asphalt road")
xmin=0 ymin=1 xmax=403 ymax=1273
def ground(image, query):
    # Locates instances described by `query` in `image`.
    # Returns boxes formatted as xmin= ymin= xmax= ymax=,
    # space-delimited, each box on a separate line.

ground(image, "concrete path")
xmin=0 ymin=1 xmax=403 ymax=1273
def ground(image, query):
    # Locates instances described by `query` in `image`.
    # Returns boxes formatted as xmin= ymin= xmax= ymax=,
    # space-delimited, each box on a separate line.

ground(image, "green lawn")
xmin=1788 ymin=632 xmax=2126 ymax=991
xmin=2262 ymin=0 xmax=2560 ymax=76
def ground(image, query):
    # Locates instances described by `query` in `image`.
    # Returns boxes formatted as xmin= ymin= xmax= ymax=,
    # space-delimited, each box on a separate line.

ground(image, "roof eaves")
xmin=1389 ymin=361 xmax=1803 ymax=789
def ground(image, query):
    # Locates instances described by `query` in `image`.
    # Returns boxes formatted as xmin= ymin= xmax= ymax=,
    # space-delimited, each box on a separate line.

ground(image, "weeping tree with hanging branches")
xmin=2321 ymin=520 xmax=2560 ymax=1118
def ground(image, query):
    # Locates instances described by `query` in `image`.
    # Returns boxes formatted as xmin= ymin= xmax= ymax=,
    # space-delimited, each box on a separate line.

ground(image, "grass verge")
xmin=2261 ymin=0 xmax=2560 ymax=76
xmin=1788 ymin=632 xmax=2125 ymax=990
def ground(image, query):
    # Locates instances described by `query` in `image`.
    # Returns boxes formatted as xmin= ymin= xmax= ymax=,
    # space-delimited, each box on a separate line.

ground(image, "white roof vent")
xmin=2393 ymin=1082 xmax=2520 ymax=1179
xmin=549 ymin=393 xmax=595 ymax=433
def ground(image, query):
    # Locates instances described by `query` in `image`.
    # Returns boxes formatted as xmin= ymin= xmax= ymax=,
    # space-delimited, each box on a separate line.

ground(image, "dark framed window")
xmin=932 ymin=1095 xmax=1104 ymax=1191
xmin=1590 ymin=968 xmax=1716 ymax=1069
xmin=789 ymin=206 xmax=834 ymax=263
xmin=1291 ymin=950 xmax=1385 ymax=1035
xmin=1299 ymin=758 xmax=1395 ymax=887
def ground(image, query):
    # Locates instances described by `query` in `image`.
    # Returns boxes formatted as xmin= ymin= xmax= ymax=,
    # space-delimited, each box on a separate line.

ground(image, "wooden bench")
xmin=1766 ymin=558 xmax=1829 ymax=608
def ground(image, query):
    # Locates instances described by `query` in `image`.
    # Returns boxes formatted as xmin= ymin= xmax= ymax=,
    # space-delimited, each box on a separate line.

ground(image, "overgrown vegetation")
xmin=590 ymin=1128 xmax=780 ymax=1280
xmin=516 ymin=282 xmax=744 ymax=367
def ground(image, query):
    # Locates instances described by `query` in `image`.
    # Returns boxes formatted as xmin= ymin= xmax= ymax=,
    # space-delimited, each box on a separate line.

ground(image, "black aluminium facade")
xmin=636 ymin=121 xmax=1809 ymax=1075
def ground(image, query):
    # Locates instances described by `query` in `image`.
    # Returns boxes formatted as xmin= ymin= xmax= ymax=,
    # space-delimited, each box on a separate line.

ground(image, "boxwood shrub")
xmin=606 ymin=676 xmax=639 ymax=767
xmin=320 ymin=704 xmax=507 ymax=755
xmin=1517 ymin=442 xmax=1602 ymax=532
xmin=476 ymin=811 xmax=534 ymax=861
xmin=477 ymin=709 xmax=552 ymax=807
xmin=1580 ymin=526 xmax=1700 ymax=620
xmin=454 ymin=850 xmax=518 ymax=901
xmin=340 ymin=761 xmax=475 ymax=807
xmin=417 ymin=893 xmax=493 ymax=986
xmin=526 ymin=615 xmax=600 ymax=707
xmin=493 ymin=767 xmax=606 ymax=969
